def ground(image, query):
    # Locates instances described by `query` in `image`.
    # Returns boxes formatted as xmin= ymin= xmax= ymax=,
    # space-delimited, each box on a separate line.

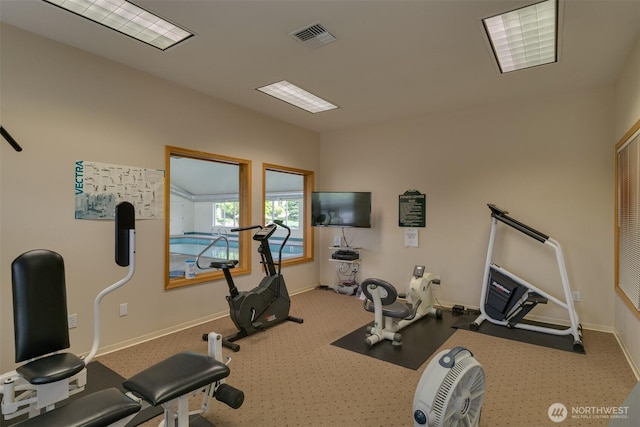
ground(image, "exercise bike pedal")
xmin=251 ymin=321 xmax=266 ymax=331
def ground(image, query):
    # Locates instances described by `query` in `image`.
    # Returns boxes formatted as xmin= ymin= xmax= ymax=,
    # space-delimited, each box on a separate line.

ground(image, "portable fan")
xmin=413 ymin=347 xmax=486 ymax=427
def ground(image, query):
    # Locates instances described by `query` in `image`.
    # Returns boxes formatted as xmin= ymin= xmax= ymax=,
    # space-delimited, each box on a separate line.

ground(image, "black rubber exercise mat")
xmin=451 ymin=314 xmax=585 ymax=354
xmin=331 ymin=310 xmax=458 ymax=370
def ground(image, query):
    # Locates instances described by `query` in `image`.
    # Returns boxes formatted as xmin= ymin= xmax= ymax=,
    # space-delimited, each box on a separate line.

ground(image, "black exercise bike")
xmin=203 ymin=220 xmax=303 ymax=351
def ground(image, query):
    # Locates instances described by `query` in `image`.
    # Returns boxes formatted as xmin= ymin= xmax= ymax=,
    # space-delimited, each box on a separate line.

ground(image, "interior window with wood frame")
xmin=263 ymin=164 xmax=314 ymax=266
xmin=615 ymin=118 xmax=640 ymax=317
xmin=165 ymin=146 xmax=251 ymax=289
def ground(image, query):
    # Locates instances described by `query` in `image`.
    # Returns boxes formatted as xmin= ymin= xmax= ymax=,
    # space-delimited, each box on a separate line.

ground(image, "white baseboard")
xmin=90 ymin=309 xmax=230 ymax=359
xmin=290 ymin=285 xmax=320 ymax=296
xmin=613 ymin=331 xmax=640 ymax=381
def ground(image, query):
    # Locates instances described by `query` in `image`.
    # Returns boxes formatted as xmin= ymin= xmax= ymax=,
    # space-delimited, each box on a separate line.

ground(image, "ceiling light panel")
xmin=43 ymin=0 xmax=193 ymax=50
xmin=483 ymin=0 xmax=558 ymax=73
xmin=257 ymin=81 xmax=338 ymax=113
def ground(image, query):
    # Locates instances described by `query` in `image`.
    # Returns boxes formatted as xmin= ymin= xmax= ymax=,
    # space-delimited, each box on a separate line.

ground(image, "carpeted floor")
xmin=94 ymin=288 xmax=636 ymax=427
xmin=3 ymin=290 xmax=640 ymax=427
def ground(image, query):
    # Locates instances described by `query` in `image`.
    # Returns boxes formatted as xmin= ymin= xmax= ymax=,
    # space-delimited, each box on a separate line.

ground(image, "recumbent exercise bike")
xmin=362 ymin=265 xmax=442 ymax=347
xmin=203 ymin=220 xmax=303 ymax=351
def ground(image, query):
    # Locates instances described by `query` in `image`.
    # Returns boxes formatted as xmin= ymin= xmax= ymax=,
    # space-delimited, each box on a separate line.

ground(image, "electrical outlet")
xmin=68 ymin=313 xmax=78 ymax=329
xmin=120 ymin=303 xmax=128 ymax=317
xmin=572 ymin=291 xmax=580 ymax=302
xmin=333 ymin=236 xmax=341 ymax=246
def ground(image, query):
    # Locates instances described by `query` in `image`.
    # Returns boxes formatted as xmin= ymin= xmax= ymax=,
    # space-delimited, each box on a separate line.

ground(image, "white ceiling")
xmin=1 ymin=0 xmax=639 ymax=134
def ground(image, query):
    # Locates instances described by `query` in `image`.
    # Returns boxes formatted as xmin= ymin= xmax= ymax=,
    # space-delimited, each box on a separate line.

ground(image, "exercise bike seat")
xmin=210 ymin=259 xmax=239 ymax=269
xmin=364 ymin=300 xmax=412 ymax=319
xmin=362 ymin=278 xmax=412 ymax=319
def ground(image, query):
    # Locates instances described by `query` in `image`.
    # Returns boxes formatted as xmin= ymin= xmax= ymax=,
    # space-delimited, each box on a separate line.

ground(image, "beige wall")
xmin=320 ymin=87 xmax=615 ymax=331
xmin=614 ymin=37 xmax=640 ymax=377
xmin=0 ymin=24 xmax=321 ymax=372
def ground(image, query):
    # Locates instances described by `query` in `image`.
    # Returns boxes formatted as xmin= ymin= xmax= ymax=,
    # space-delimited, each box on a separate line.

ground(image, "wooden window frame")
xmin=165 ymin=146 xmax=251 ymax=289
xmin=614 ymin=118 xmax=640 ymax=318
xmin=263 ymin=163 xmax=314 ymax=266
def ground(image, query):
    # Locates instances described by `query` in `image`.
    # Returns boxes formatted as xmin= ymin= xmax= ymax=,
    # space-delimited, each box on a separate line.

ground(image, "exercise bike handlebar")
xmin=230 ymin=225 xmax=263 ymax=233
xmin=488 ymin=204 xmax=549 ymax=243
xmin=272 ymin=220 xmax=291 ymax=275
xmin=273 ymin=220 xmax=290 ymax=245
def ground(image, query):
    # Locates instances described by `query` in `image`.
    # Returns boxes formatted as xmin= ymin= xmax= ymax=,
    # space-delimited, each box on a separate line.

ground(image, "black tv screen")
xmin=311 ymin=192 xmax=372 ymax=228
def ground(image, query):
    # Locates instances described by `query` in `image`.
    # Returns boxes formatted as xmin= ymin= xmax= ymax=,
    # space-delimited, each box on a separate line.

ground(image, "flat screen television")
xmin=311 ymin=191 xmax=372 ymax=228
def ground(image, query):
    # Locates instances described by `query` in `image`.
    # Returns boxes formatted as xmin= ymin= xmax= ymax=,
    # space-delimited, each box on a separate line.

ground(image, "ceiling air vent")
xmin=290 ymin=23 xmax=336 ymax=49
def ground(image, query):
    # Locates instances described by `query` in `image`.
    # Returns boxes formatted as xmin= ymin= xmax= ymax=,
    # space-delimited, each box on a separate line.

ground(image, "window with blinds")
xmin=616 ymin=119 xmax=640 ymax=314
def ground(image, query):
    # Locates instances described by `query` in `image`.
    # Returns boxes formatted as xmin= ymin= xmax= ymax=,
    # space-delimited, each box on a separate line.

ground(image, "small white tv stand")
xmin=328 ymin=247 xmax=361 ymax=295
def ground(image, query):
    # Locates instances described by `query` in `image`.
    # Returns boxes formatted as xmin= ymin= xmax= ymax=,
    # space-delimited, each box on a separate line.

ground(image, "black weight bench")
xmin=16 ymin=351 xmax=238 ymax=427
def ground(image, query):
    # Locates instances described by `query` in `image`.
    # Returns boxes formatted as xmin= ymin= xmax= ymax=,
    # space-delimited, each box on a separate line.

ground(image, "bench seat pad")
xmin=123 ymin=351 xmax=230 ymax=406
xmin=16 ymin=353 xmax=85 ymax=385
xmin=15 ymin=387 xmax=141 ymax=427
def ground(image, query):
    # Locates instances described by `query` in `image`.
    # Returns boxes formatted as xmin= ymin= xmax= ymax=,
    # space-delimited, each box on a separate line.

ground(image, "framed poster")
xmin=399 ymin=190 xmax=426 ymax=227
xmin=74 ymin=160 xmax=164 ymax=220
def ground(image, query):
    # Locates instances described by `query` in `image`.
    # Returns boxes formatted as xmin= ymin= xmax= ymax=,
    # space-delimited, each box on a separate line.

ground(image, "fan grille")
xmin=433 ymin=356 xmax=486 ymax=426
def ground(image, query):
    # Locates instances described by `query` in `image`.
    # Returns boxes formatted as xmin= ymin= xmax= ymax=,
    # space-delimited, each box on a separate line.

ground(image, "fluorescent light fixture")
xmin=257 ymin=81 xmax=338 ymax=113
xmin=43 ymin=0 xmax=193 ymax=50
xmin=483 ymin=0 xmax=558 ymax=73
